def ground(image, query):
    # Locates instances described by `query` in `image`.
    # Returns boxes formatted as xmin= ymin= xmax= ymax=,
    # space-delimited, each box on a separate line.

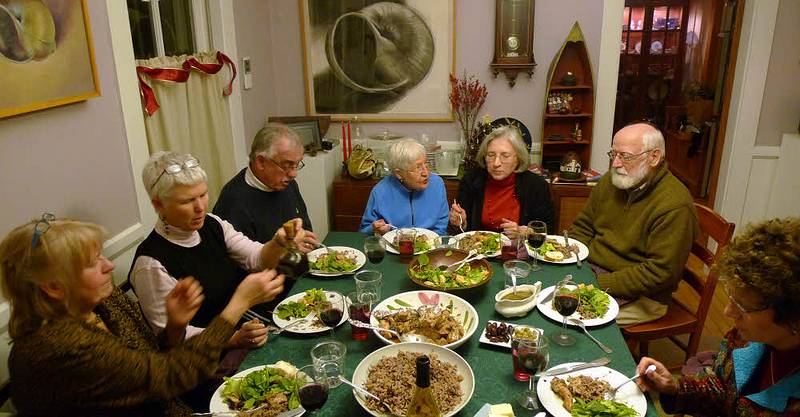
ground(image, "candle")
xmin=347 ymin=121 xmax=352 ymax=157
xmin=341 ymin=122 xmax=347 ymax=160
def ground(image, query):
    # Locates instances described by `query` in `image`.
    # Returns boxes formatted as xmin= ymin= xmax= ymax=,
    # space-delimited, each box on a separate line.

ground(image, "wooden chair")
xmin=622 ymin=203 xmax=735 ymax=364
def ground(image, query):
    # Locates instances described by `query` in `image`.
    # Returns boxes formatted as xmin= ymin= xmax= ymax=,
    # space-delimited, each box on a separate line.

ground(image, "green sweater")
xmin=570 ymin=163 xmax=698 ymax=303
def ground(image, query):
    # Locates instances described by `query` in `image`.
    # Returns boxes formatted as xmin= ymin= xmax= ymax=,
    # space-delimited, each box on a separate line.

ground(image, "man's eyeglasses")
xmin=485 ymin=152 xmax=515 ymax=163
xmin=723 ymin=284 xmax=770 ymax=314
xmin=606 ymin=150 xmax=653 ymax=162
xmin=31 ymin=213 xmax=56 ymax=249
xmin=151 ymin=158 xmax=200 ymax=188
xmin=268 ymin=157 xmax=305 ymax=173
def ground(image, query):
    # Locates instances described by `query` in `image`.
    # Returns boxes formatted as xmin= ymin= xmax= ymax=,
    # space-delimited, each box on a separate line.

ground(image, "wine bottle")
xmin=406 ymin=355 xmax=442 ymax=417
xmin=275 ymin=220 xmax=309 ymax=279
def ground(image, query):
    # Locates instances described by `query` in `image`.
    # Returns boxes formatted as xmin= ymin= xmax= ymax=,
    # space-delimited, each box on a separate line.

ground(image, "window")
xmin=127 ymin=0 xmax=210 ymax=59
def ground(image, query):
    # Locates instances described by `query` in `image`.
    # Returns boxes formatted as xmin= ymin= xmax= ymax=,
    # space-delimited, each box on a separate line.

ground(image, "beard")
xmin=611 ymin=163 xmax=650 ymax=190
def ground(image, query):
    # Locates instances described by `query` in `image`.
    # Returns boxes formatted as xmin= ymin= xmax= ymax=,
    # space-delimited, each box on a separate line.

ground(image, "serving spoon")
xmin=338 ymin=375 xmax=404 ymax=416
xmin=347 ymin=319 xmax=430 ymax=343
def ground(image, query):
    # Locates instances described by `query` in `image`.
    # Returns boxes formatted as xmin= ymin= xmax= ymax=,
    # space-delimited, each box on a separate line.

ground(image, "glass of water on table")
xmin=310 ymin=340 xmax=346 ymax=389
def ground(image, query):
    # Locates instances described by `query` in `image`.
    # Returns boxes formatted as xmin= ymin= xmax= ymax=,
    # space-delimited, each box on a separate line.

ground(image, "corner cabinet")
xmin=541 ymin=22 xmax=594 ymax=173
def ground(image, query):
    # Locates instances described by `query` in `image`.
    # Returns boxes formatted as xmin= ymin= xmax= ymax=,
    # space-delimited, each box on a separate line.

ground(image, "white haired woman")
xmin=449 ymin=126 xmax=554 ymax=235
xmin=359 ymin=138 xmax=449 ymax=235
xmin=1 ymin=216 xmax=283 ymax=416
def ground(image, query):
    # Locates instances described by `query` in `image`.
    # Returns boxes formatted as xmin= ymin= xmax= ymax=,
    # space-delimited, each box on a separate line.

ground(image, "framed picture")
xmin=299 ymin=0 xmax=455 ymax=122
xmin=268 ymin=116 xmax=328 ymax=153
xmin=0 ymin=0 xmax=100 ymax=119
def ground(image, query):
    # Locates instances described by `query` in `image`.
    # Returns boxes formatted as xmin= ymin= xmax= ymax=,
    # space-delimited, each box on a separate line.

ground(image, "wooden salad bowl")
xmin=407 ymin=248 xmax=493 ymax=291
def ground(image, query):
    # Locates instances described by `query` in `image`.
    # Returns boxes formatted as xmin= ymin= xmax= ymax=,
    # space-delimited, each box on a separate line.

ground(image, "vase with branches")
xmin=449 ymin=72 xmax=488 ymax=169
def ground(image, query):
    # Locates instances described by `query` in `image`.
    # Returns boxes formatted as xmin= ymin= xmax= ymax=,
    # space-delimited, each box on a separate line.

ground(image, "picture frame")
xmin=268 ymin=116 xmax=329 ymax=153
xmin=0 ymin=0 xmax=101 ymax=119
xmin=299 ymin=0 xmax=456 ymax=122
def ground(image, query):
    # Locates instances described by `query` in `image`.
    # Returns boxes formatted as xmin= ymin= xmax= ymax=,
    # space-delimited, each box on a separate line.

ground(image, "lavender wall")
xmin=0 ymin=1 xmax=138 ymax=238
xmin=238 ymin=0 xmax=603 ymax=152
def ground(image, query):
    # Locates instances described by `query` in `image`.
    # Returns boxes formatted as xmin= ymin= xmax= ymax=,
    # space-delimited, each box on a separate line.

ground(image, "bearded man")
xmin=570 ymin=123 xmax=698 ymax=326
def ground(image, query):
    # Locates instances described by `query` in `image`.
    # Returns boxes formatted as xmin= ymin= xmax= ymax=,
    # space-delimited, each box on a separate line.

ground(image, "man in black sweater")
xmin=214 ymin=123 xmax=318 ymax=250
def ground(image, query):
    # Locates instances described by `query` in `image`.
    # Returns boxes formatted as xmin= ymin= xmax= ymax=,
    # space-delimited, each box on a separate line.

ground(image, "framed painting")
xmin=299 ymin=0 xmax=455 ymax=122
xmin=0 ymin=0 xmax=100 ymax=119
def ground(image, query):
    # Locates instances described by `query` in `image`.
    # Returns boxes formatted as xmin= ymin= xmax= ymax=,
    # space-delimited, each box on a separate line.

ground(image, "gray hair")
xmin=388 ymin=138 xmax=427 ymax=172
xmin=641 ymin=125 xmax=666 ymax=162
xmin=142 ymin=151 xmax=207 ymax=200
xmin=476 ymin=126 xmax=530 ymax=173
xmin=249 ymin=123 xmax=303 ymax=162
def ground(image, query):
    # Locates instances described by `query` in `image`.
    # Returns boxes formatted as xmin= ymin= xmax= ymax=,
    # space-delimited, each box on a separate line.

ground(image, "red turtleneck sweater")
xmin=481 ymin=172 xmax=520 ymax=231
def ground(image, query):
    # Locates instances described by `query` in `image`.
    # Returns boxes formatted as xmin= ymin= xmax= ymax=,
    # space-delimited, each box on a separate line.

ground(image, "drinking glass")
xmin=437 ymin=235 xmax=456 ymax=249
xmin=363 ymin=236 xmax=386 ymax=265
xmin=503 ymin=259 xmax=531 ymax=289
xmin=551 ymin=280 xmax=578 ymax=346
xmin=317 ymin=291 xmax=345 ymax=337
xmin=295 ymin=364 xmax=329 ymax=413
xmin=346 ymin=291 xmax=372 ymax=341
xmin=527 ymin=221 xmax=547 ymax=271
xmin=397 ymin=228 xmax=417 ymax=262
xmin=354 ymin=270 xmax=382 ymax=304
xmin=310 ymin=340 xmax=346 ymax=389
xmin=512 ymin=336 xmax=549 ymax=410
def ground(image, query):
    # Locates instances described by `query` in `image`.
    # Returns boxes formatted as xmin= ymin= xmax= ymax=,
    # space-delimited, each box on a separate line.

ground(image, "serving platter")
xmin=537 ymin=363 xmax=647 ymax=417
xmin=382 ymin=228 xmax=439 ymax=255
xmin=536 ymin=284 xmax=619 ymax=327
xmin=307 ymin=246 xmax=366 ymax=277
xmin=452 ymin=231 xmax=511 ymax=257
xmin=271 ymin=290 xmax=349 ymax=334
xmin=525 ymin=235 xmax=589 ymax=264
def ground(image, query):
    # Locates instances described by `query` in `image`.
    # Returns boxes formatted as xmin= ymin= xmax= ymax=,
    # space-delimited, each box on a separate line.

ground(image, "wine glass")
xmin=318 ymin=291 xmax=345 ymax=337
xmin=364 ymin=236 xmax=386 ymax=265
xmin=295 ymin=364 xmax=329 ymax=413
xmin=513 ymin=335 xmax=549 ymax=410
xmin=526 ymin=221 xmax=547 ymax=271
xmin=551 ymin=280 xmax=578 ymax=346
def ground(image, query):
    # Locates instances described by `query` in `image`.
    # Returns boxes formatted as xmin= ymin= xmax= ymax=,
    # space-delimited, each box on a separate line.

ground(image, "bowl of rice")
xmin=351 ymin=342 xmax=475 ymax=417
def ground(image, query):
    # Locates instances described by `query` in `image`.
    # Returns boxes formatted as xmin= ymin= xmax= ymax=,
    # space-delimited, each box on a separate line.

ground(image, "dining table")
xmin=238 ymin=232 xmax=658 ymax=417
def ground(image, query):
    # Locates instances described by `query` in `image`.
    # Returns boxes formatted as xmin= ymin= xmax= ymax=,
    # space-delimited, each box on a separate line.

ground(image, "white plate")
xmin=370 ymin=290 xmax=478 ymax=349
xmin=307 ymin=246 xmax=366 ymax=277
xmin=209 ymin=363 xmax=298 ymax=413
xmin=478 ymin=320 xmax=543 ymax=349
xmin=526 ymin=235 xmax=589 ymax=264
xmin=536 ymin=285 xmax=619 ymax=327
xmin=272 ymin=290 xmax=349 ymax=334
xmin=382 ymin=228 xmax=439 ymax=255
xmin=452 ymin=231 xmax=512 ymax=257
xmin=351 ymin=342 xmax=475 ymax=417
xmin=537 ymin=364 xmax=647 ymax=417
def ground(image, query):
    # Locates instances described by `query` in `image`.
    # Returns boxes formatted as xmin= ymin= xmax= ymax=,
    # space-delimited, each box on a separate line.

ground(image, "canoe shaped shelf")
xmin=541 ymin=21 xmax=594 ymax=172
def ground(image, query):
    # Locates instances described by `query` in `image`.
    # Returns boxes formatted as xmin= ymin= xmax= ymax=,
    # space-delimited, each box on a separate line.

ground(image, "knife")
xmin=275 ymin=407 xmax=305 ymax=417
xmin=543 ymin=357 xmax=611 ymax=377
xmin=539 ymin=274 xmax=573 ymax=304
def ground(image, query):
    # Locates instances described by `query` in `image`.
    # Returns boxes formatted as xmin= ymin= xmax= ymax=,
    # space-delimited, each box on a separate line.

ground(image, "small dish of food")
xmin=370 ymin=290 xmax=478 ymax=349
xmin=407 ymin=248 xmax=492 ymax=291
xmin=480 ymin=321 xmax=543 ymax=349
xmin=308 ymin=246 xmax=366 ymax=276
xmin=494 ymin=282 xmax=542 ymax=318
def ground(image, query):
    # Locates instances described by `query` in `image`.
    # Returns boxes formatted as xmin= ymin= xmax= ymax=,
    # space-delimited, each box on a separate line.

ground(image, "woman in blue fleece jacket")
xmin=359 ymin=139 xmax=449 ymax=235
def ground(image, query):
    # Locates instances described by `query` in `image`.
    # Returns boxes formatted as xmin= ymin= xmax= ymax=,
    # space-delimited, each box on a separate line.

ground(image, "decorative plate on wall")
xmin=490 ymin=117 xmax=532 ymax=147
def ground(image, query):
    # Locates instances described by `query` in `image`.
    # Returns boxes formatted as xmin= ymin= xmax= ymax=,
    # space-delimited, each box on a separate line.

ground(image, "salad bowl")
xmin=407 ymin=248 xmax=493 ymax=291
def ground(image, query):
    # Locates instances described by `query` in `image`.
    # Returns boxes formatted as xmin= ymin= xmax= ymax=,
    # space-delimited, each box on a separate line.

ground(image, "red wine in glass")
xmin=366 ymin=250 xmax=385 ymax=264
xmin=319 ymin=308 xmax=343 ymax=327
xmin=554 ymin=293 xmax=579 ymax=317
xmin=518 ymin=349 xmax=548 ymax=375
xmin=528 ymin=233 xmax=546 ymax=250
xmin=298 ymin=383 xmax=328 ymax=411
xmin=348 ymin=303 xmax=371 ymax=341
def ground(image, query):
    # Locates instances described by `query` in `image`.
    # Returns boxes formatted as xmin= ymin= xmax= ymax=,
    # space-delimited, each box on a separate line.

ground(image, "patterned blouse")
xmin=661 ymin=329 xmax=800 ymax=417
xmin=9 ymin=287 xmax=236 ymax=417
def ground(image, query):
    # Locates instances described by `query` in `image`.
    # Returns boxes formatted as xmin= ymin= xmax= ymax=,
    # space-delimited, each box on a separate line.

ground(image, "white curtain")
xmin=136 ymin=52 xmax=237 ymax=206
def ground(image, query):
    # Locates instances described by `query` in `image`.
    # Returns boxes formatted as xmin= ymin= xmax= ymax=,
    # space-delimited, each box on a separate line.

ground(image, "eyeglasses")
xmin=151 ymin=158 xmax=200 ymax=188
xmin=31 ymin=213 xmax=56 ymax=249
xmin=485 ymin=152 xmax=515 ymax=163
xmin=404 ymin=163 xmax=430 ymax=175
xmin=723 ymin=284 xmax=770 ymax=314
xmin=606 ymin=150 xmax=653 ymax=162
xmin=268 ymin=157 xmax=305 ymax=173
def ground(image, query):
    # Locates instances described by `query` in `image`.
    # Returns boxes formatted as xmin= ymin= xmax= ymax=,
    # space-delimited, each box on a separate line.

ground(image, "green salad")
xmin=558 ymin=283 xmax=610 ymax=319
xmin=221 ymin=362 xmax=300 ymax=411
xmin=571 ymin=398 xmax=637 ymax=417
xmin=457 ymin=231 xmax=501 ymax=255
xmin=410 ymin=253 xmax=490 ymax=289
xmin=414 ymin=235 xmax=432 ymax=253
xmin=309 ymin=249 xmax=358 ymax=272
xmin=275 ymin=288 xmax=328 ymax=320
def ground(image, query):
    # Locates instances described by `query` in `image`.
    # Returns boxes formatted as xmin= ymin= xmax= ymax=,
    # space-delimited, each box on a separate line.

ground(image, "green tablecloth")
xmin=240 ymin=232 xmax=657 ymax=416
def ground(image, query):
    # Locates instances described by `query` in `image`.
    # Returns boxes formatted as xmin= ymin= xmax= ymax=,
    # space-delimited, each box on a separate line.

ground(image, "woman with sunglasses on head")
xmin=636 ymin=217 xmax=800 ymax=417
xmin=359 ymin=138 xmax=449 ymax=235
xmin=0 ymin=216 xmax=283 ymax=416
xmin=449 ymin=126 xmax=554 ymax=236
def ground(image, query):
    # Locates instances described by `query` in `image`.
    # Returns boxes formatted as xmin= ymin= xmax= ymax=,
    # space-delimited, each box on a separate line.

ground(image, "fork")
xmin=191 ymin=402 xmax=271 ymax=416
xmin=604 ymin=364 xmax=656 ymax=400
xmin=242 ymin=309 xmax=271 ymax=324
xmin=453 ymin=198 xmax=465 ymax=233
xmin=269 ymin=313 xmax=314 ymax=334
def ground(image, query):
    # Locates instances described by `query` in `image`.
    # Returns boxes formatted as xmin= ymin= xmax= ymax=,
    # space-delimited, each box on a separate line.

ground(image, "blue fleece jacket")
xmin=359 ymin=174 xmax=449 ymax=235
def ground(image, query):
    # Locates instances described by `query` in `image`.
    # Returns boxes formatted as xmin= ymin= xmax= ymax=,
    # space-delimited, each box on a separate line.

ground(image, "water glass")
xmin=397 ymin=228 xmax=417 ymax=262
xmin=354 ymin=270 xmax=382 ymax=304
xmin=310 ymin=340 xmax=346 ymax=389
xmin=346 ymin=291 xmax=372 ymax=341
xmin=437 ymin=235 xmax=456 ymax=249
xmin=503 ymin=259 xmax=532 ymax=289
